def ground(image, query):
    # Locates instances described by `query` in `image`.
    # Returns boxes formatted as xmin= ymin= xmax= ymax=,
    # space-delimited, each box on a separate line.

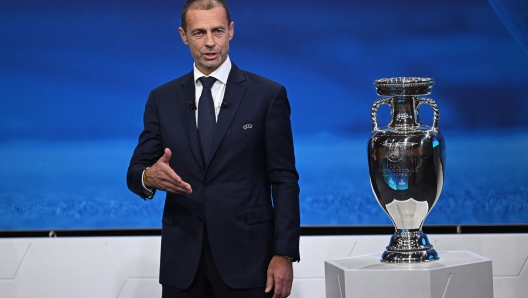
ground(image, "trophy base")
xmin=380 ymin=230 xmax=439 ymax=263
xmin=381 ymin=249 xmax=439 ymax=263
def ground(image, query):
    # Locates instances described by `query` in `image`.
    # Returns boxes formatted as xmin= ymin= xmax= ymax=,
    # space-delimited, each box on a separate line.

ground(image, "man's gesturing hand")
xmin=144 ymin=148 xmax=192 ymax=194
xmin=265 ymin=255 xmax=293 ymax=298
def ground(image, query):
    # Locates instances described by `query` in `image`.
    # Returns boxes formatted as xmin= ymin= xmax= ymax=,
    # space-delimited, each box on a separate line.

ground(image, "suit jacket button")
xmin=198 ymin=217 xmax=203 ymax=223
xmin=204 ymin=181 xmax=211 ymax=188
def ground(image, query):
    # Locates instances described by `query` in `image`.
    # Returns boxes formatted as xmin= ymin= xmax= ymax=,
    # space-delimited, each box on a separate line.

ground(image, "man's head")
xmin=179 ymin=0 xmax=234 ymax=75
xmin=181 ymin=0 xmax=231 ymax=32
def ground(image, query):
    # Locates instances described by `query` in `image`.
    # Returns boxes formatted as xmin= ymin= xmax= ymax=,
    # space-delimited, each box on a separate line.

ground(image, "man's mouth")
xmin=203 ymin=52 xmax=218 ymax=60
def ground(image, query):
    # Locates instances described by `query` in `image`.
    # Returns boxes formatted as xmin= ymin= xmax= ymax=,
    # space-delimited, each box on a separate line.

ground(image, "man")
xmin=126 ymin=1 xmax=300 ymax=297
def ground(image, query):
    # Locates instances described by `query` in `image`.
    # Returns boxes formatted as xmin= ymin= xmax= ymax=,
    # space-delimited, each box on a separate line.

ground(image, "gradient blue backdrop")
xmin=1 ymin=0 xmax=527 ymax=229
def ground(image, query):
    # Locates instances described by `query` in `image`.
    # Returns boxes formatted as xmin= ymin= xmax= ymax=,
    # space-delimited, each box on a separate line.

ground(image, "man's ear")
xmin=229 ymin=21 xmax=234 ymax=41
xmin=179 ymin=27 xmax=189 ymax=45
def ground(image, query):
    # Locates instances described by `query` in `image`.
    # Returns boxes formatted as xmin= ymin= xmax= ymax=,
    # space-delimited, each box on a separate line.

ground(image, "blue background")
xmin=1 ymin=0 xmax=527 ymax=229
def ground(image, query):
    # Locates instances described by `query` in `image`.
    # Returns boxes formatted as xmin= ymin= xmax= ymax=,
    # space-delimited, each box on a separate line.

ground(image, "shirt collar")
xmin=193 ymin=56 xmax=232 ymax=85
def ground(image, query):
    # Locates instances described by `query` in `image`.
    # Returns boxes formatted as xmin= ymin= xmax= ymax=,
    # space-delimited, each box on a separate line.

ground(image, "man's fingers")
xmin=272 ymin=281 xmax=283 ymax=298
xmin=164 ymin=184 xmax=192 ymax=194
xmin=163 ymin=170 xmax=192 ymax=193
xmin=161 ymin=163 xmax=183 ymax=184
xmin=167 ymin=182 xmax=192 ymax=194
xmin=160 ymin=176 xmax=192 ymax=194
xmin=271 ymin=276 xmax=290 ymax=298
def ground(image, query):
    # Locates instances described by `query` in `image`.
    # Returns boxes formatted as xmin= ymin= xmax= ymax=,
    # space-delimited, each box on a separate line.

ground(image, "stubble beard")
xmin=196 ymin=45 xmax=228 ymax=74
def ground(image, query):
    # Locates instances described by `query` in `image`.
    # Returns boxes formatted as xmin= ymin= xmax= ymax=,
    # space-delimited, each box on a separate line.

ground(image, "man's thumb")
xmin=265 ymin=272 xmax=274 ymax=293
xmin=159 ymin=148 xmax=172 ymax=163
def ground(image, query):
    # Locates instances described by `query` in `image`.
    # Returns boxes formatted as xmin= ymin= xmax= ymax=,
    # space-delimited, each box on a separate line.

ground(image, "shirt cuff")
xmin=141 ymin=168 xmax=155 ymax=199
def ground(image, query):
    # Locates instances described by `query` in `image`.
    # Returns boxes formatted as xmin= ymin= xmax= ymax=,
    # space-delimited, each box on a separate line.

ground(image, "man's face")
xmin=179 ymin=6 xmax=234 ymax=75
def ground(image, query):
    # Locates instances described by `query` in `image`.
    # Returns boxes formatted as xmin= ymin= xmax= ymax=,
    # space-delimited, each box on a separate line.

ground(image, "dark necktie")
xmin=198 ymin=76 xmax=217 ymax=166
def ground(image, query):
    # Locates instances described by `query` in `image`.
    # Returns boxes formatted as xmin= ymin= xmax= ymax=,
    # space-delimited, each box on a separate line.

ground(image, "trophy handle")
xmin=371 ymin=98 xmax=391 ymax=131
xmin=417 ymin=97 xmax=440 ymax=129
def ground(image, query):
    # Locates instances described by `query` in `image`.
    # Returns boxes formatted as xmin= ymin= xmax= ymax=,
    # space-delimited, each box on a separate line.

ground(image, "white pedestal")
xmin=325 ymin=251 xmax=493 ymax=298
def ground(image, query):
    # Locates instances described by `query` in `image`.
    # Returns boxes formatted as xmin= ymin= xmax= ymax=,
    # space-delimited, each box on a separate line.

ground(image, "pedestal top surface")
xmin=327 ymin=251 xmax=490 ymax=271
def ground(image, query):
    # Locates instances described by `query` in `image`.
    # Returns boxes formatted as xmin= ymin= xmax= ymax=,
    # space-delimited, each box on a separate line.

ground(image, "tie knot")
xmin=199 ymin=77 xmax=216 ymax=89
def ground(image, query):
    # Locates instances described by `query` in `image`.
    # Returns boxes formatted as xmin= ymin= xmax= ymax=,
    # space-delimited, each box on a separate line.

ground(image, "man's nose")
xmin=204 ymin=32 xmax=215 ymax=47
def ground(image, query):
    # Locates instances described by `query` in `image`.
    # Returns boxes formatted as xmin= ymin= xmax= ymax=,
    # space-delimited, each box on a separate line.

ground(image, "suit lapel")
xmin=180 ymin=72 xmax=205 ymax=170
xmin=207 ymin=65 xmax=247 ymax=168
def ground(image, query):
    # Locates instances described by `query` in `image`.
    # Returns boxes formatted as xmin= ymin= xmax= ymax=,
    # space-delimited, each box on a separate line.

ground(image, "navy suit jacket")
xmin=127 ymin=64 xmax=300 ymax=289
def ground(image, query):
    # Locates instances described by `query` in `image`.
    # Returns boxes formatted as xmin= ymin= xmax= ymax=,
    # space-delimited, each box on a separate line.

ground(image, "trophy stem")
xmin=381 ymin=229 xmax=439 ymax=263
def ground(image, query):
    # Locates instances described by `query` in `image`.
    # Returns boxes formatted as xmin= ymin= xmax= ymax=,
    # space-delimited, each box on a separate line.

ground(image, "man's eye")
xmin=193 ymin=31 xmax=203 ymax=37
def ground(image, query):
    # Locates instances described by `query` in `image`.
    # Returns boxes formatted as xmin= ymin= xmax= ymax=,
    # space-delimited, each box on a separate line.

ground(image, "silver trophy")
xmin=367 ymin=77 xmax=446 ymax=263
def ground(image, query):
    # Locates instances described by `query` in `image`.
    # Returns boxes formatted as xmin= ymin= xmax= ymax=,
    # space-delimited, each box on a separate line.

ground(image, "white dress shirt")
xmin=193 ymin=56 xmax=232 ymax=126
